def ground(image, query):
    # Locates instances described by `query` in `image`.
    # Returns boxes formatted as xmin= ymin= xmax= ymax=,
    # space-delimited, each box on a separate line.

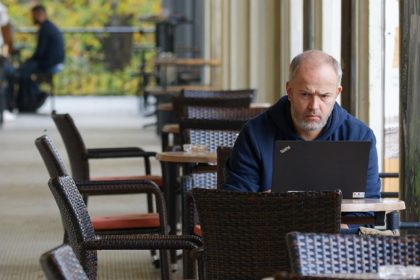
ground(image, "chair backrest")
xmin=216 ymin=146 xmax=232 ymax=189
xmin=35 ymin=135 xmax=69 ymax=178
xmin=287 ymin=232 xmax=420 ymax=276
xmin=192 ymin=189 xmax=342 ymax=280
xmin=51 ymin=113 xmax=89 ymax=181
xmin=185 ymin=106 xmax=267 ymax=121
xmin=48 ymin=175 xmax=97 ymax=278
xmin=40 ymin=244 xmax=88 ymax=280
xmin=179 ymin=119 xmax=244 ymax=152
xmin=181 ymin=88 xmax=256 ymax=100
xmin=172 ymin=95 xmax=252 ymax=122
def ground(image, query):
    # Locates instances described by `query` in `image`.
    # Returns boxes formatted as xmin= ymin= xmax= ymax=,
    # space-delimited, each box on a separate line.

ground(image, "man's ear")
xmin=336 ymin=85 xmax=343 ymax=97
xmin=286 ymin=81 xmax=294 ymax=100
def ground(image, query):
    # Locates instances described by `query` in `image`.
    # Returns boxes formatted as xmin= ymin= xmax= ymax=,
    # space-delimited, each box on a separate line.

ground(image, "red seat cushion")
xmin=92 ymin=175 xmax=163 ymax=188
xmin=193 ymin=224 xmax=202 ymax=236
xmin=92 ymin=213 xmax=160 ymax=230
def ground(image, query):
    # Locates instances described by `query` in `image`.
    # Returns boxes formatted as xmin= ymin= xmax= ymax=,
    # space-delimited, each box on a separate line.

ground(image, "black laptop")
xmin=271 ymin=140 xmax=371 ymax=199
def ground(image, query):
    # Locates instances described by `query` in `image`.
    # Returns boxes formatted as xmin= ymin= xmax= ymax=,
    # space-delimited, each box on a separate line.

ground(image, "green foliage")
xmin=4 ymin=0 xmax=160 ymax=96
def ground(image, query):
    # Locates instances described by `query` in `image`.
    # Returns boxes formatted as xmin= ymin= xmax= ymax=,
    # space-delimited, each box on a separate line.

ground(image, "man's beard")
xmin=291 ymin=108 xmax=329 ymax=132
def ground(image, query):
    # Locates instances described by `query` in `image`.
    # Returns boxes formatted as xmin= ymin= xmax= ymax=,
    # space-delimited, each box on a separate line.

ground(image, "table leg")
xmin=160 ymin=161 xmax=180 ymax=269
xmin=386 ymin=211 xmax=400 ymax=231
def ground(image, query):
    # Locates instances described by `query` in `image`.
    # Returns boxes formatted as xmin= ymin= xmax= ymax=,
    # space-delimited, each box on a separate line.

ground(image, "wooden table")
xmin=341 ymin=198 xmax=405 ymax=212
xmin=146 ymin=85 xmax=223 ymax=97
xmin=157 ymin=151 xmax=217 ymax=275
xmin=154 ymin=58 xmax=221 ymax=88
xmin=154 ymin=58 xmax=221 ymax=67
xmin=341 ymin=198 xmax=405 ymax=230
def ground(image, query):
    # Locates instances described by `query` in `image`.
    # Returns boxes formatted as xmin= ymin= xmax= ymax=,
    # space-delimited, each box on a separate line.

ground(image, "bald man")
xmin=223 ymin=49 xmax=380 ymax=198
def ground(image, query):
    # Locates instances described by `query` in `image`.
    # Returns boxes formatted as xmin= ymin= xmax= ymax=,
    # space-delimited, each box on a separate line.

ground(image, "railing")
xmin=14 ymin=26 xmax=156 ymax=96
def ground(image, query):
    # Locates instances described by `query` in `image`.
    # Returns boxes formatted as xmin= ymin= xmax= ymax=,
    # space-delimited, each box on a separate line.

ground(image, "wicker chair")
xmin=179 ymin=119 xmax=244 ymax=153
xmin=40 ymin=244 xmax=88 ymax=280
xmin=185 ymin=106 xmax=267 ymax=121
xmin=35 ymin=134 xmax=167 ymax=265
xmin=273 ymin=271 xmax=363 ymax=280
xmin=181 ymin=88 xmax=256 ymax=100
xmin=50 ymin=112 xmax=160 ymax=214
xmin=48 ymin=175 xmax=201 ymax=280
xmin=216 ymin=146 xmax=232 ymax=189
xmin=192 ymin=189 xmax=342 ymax=280
xmin=287 ymin=232 xmax=420 ymax=276
xmin=172 ymin=95 xmax=252 ymax=123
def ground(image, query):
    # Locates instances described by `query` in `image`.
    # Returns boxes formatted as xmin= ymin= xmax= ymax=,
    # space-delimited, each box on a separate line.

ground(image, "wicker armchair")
xmin=35 ymin=135 xmax=165 ymax=266
xmin=50 ymin=112 xmax=161 ymax=213
xmin=185 ymin=106 xmax=267 ymax=121
xmin=181 ymin=88 xmax=256 ymax=100
xmin=48 ymin=175 xmax=201 ymax=280
xmin=40 ymin=244 xmax=88 ymax=280
xmin=216 ymin=146 xmax=232 ymax=189
xmin=287 ymin=232 xmax=420 ymax=276
xmin=192 ymin=189 xmax=342 ymax=280
xmin=273 ymin=271 xmax=363 ymax=280
xmin=179 ymin=119 xmax=244 ymax=152
xmin=172 ymin=95 xmax=252 ymax=122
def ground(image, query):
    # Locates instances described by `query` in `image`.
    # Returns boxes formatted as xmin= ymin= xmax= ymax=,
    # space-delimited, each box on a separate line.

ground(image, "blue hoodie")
xmin=224 ymin=95 xmax=381 ymax=199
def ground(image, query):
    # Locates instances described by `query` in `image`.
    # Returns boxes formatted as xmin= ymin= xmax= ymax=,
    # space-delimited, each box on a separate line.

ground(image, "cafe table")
xmin=341 ymin=198 xmax=406 ymax=231
xmin=156 ymin=150 xmax=216 ymax=272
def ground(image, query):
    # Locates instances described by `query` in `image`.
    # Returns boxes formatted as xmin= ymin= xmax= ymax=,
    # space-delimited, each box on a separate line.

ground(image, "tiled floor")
xmin=0 ymin=96 xmax=185 ymax=279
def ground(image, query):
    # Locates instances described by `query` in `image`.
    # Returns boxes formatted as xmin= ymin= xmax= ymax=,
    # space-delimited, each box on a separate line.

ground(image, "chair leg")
xmin=50 ymin=77 xmax=55 ymax=112
xmin=159 ymin=249 xmax=171 ymax=280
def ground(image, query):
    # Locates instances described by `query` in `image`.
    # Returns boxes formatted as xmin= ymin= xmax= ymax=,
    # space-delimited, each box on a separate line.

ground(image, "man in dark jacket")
xmin=18 ymin=4 xmax=64 ymax=76
xmin=224 ymin=50 xmax=381 ymax=214
xmin=9 ymin=4 xmax=64 ymax=112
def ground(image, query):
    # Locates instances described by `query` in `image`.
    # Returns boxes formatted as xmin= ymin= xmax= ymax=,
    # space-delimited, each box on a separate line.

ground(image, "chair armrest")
xmin=86 ymin=147 xmax=156 ymax=159
xmin=76 ymin=180 xmax=168 ymax=231
xmin=83 ymin=234 xmax=202 ymax=250
xmin=76 ymin=180 xmax=160 ymax=196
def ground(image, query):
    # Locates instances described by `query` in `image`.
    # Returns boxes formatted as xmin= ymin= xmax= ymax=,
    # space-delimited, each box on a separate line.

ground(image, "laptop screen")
xmin=271 ymin=141 xmax=371 ymax=199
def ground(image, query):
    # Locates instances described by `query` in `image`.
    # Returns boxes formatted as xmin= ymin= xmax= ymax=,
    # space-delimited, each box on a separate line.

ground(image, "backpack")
xmin=16 ymin=77 xmax=47 ymax=112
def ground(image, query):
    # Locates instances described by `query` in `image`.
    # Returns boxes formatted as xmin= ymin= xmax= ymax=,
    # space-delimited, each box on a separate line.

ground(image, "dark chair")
xmin=192 ymin=188 xmax=342 ymax=280
xmin=35 ymin=63 xmax=64 ymax=112
xmin=273 ymin=271 xmax=362 ymax=280
xmin=216 ymin=146 xmax=232 ymax=189
xmin=286 ymin=232 xmax=420 ymax=276
xmin=179 ymin=119 xmax=245 ymax=152
xmin=185 ymin=106 xmax=267 ymax=121
xmin=40 ymin=244 xmax=88 ymax=280
xmin=48 ymin=175 xmax=201 ymax=280
xmin=50 ymin=112 xmax=160 ymax=214
xmin=35 ymin=135 xmax=164 ymax=266
xmin=160 ymin=95 xmax=252 ymax=151
xmin=172 ymin=95 xmax=252 ymax=123
xmin=181 ymin=88 xmax=256 ymax=100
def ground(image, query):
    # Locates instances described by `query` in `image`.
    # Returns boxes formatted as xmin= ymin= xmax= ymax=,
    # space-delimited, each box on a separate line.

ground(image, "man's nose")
xmin=308 ymin=95 xmax=320 ymax=110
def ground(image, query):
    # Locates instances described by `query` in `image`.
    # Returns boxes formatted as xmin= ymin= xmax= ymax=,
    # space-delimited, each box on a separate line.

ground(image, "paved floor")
xmin=0 ymin=96 xmax=183 ymax=279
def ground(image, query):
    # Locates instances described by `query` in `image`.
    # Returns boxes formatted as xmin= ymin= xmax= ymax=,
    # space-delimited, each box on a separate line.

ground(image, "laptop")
xmin=271 ymin=141 xmax=371 ymax=199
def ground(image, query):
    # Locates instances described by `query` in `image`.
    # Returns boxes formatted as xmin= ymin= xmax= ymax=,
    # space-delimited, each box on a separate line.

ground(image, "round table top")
xmin=341 ymin=198 xmax=406 ymax=212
